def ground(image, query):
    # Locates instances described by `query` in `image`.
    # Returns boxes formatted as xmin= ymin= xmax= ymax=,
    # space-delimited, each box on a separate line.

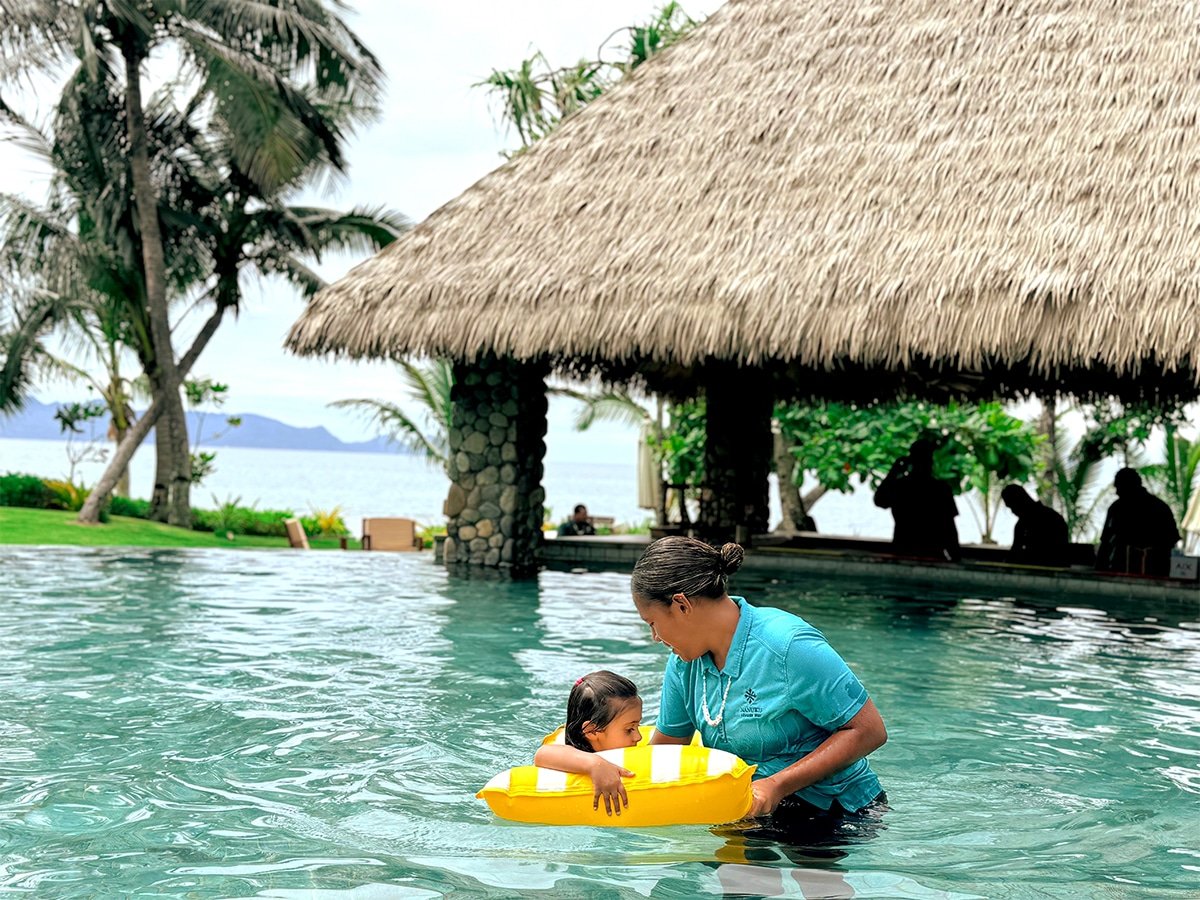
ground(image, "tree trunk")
xmin=163 ymin=387 xmax=191 ymax=525
xmin=1036 ymin=393 xmax=1059 ymax=507
xmin=79 ymin=308 xmax=224 ymax=524
xmin=123 ymin=38 xmax=190 ymax=528
xmin=114 ymin=425 xmax=131 ymax=499
xmin=802 ymin=484 xmax=828 ymax=510
xmin=147 ymin=371 xmax=170 ymax=520
xmin=773 ymin=430 xmax=815 ymax=534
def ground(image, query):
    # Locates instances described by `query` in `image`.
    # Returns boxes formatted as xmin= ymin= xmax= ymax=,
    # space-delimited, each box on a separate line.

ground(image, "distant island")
xmin=0 ymin=398 xmax=404 ymax=454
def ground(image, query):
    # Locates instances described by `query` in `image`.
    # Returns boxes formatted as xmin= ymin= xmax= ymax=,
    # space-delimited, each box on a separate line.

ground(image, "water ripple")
xmin=0 ymin=549 xmax=1197 ymax=897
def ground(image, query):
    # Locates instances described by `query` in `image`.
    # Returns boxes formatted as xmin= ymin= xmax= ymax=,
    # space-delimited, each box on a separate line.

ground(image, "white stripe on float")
xmin=707 ymin=749 xmax=736 ymax=776
xmin=485 ymin=770 xmax=511 ymax=791
xmin=651 ymin=745 xmax=683 ymax=783
xmin=536 ymin=767 xmax=568 ymax=792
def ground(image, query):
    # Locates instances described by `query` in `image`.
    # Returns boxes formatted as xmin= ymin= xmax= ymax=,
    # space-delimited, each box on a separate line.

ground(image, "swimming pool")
xmin=1 ymin=547 xmax=1196 ymax=898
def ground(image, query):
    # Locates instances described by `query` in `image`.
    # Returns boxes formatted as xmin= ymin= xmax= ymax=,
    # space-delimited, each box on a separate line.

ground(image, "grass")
xmin=0 ymin=507 xmax=361 ymax=550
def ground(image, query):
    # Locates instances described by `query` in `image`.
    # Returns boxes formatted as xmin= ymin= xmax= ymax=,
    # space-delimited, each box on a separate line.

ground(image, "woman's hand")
xmin=588 ymin=757 xmax=635 ymax=816
xmin=749 ymin=775 xmax=787 ymax=817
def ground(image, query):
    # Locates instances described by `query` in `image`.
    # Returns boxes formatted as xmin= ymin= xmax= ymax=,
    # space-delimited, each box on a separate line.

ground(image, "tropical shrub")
xmin=0 ymin=473 xmax=57 ymax=509
xmin=107 ymin=496 xmax=151 ymax=519
xmin=42 ymin=479 xmax=91 ymax=512
xmin=192 ymin=497 xmax=296 ymax=537
xmin=309 ymin=506 xmax=349 ymax=537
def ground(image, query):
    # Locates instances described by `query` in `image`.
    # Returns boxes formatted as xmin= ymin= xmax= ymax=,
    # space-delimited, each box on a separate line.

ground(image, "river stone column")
xmin=700 ymin=363 xmax=772 ymax=541
xmin=441 ymin=355 xmax=548 ymax=576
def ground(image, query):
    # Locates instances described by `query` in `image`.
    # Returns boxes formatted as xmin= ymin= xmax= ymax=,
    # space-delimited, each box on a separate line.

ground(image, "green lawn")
xmin=0 ymin=507 xmax=359 ymax=550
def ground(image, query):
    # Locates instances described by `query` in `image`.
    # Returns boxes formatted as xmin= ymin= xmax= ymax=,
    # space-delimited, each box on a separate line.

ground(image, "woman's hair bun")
xmin=718 ymin=542 xmax=744 ymax=577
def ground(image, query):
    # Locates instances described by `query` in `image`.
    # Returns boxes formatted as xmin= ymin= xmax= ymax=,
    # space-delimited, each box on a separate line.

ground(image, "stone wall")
xmin=441 ymin=356 xmax=548 ymax=575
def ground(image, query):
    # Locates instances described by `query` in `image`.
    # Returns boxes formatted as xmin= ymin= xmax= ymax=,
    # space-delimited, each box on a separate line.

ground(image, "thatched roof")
xmin=288 ymin=0 xmax=1200 ymax=399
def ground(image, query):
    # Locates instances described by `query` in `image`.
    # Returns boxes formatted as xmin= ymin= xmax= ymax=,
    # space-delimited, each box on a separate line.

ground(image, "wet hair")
xmin=573 ymin=504 xmax=588 ymax=515
xmin=564 ymin=671 xmax=639 ymax=752
xmin=630 ymin=536 xmax=745 ymax=607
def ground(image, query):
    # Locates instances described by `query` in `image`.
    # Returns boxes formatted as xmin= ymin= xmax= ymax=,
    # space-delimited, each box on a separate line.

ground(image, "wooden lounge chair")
xmin=284 ymin=517 xmax=310 ymax=550
xmin=361 ymin=517 xmax=423 ymax=552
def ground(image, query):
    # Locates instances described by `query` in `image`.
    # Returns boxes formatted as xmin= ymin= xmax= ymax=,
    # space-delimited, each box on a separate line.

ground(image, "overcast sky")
xmin=0 ymin=0 xmax=724 ymax=461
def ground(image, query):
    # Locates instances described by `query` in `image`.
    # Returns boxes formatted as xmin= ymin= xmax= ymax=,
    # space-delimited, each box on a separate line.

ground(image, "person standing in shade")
xmin=1000 ymin=484 xmax=1070 ymax=567
xmin=873 ymin=439 xmax=961 ymax=561
xmin=558 ymin=504 xmax=597 ymax=537
xmin=1097 ymin=468 xmax=1180 ymax=576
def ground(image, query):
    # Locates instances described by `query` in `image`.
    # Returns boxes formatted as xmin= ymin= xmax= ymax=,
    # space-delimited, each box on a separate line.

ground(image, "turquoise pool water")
xmin=1 ymin=547 xmax=1197 ymax=898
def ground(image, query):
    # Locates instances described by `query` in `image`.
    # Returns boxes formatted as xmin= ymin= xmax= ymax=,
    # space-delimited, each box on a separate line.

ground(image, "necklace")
xmin=701 ymin=667 xmax=733 ymax=727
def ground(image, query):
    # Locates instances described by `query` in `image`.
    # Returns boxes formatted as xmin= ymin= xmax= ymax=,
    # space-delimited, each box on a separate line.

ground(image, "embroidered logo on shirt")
xmin=744 ymin=687 xmax=758 ymax=703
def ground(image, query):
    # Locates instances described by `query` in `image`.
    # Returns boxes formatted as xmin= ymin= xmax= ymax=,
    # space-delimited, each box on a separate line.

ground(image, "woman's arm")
xmin=648 ymin=729 xmax=691 ymax=745
xmin=532 ymin=744 xmax=635 ymax=816
xmin=748 ymin=700 xmax=887 ymax=816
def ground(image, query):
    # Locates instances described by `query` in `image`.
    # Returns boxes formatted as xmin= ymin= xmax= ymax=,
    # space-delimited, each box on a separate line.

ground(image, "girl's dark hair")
xmin=564 ymin=670 xmax=639 ymax=752
xmin=630 ymin=536 xmax=744 ymax=607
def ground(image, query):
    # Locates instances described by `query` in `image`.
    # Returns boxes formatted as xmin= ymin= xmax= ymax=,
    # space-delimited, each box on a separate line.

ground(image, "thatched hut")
xmin=289 ymin=0 xmax=1200 ymax=572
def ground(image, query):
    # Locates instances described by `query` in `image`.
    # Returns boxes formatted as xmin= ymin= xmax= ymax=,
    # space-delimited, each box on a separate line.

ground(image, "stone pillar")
xmin=442 ymin=355 xmax=548 ymax=576
xmin=701 ymin=363 xmax=772 ymax=541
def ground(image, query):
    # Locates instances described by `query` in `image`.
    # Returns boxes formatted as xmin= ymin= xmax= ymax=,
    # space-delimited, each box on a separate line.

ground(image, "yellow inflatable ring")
xmin=477 ymin=730 xmax=755 ymax=827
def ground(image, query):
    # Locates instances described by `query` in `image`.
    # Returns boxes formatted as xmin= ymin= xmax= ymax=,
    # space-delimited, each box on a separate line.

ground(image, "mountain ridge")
xmin=0 ymin=398 xmax=403 ymax=454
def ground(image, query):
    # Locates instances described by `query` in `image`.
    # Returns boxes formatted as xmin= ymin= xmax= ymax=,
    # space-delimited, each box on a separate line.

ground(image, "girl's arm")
xmin=748 ymin=700 xmax=887 ymax=816
xmin=533 ymin=744 xmax=635 ymax=816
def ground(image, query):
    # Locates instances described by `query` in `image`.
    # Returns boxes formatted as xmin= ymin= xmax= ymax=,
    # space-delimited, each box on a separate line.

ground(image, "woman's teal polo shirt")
xmin=655 ymin=596 xmax=883 ymax=812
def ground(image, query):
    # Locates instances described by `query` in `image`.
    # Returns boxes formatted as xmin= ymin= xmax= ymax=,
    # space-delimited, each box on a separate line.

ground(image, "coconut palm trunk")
xmin=121 ymin=35 xmax=191 ymax=527
xmin=78 ymin=307 xmax=224 ymax=523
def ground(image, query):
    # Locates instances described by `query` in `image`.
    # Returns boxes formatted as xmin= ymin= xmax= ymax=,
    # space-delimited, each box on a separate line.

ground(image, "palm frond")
xmin=329 ymin=397 xmax=446 ymax=464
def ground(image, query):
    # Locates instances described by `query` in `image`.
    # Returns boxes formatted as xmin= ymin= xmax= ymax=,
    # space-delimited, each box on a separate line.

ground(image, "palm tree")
xmin=479 ymin=3 xmax=697 ymax=151
xmin=1 ymin=80 xmax=207 ymax=498
xmin=333 ymin=360 xmax=455 ymax=469
xmin=1 ymin=0 xmax=383 ymax=526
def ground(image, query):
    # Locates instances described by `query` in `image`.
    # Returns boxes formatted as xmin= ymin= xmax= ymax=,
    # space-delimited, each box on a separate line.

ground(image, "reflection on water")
xmin=0 ymin=548 xmax=1197 ymax=898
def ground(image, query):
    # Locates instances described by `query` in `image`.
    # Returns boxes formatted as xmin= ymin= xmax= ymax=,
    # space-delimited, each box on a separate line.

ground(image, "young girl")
xmin=533 ymin=670 xmax=643 ymax=816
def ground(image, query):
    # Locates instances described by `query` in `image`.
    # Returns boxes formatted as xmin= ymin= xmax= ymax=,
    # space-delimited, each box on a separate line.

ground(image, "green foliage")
xmin=649 ymin=399 xmax=706 ymax=486
xmin=0 ymin=472 xmax=56 ymax=508
xmin=1081 ymin=400 xmax=1187 ymax=462
xmin=309 ymin=505 xmax=349 ymax=537
xmin=190 ymin=496 xmax=296 ymax=538
xmin=108 ymin=495 xmax=150 ymax=519
xmin=186 ymin=379 xmax=241 ymax=486
xmin=332 ymin=359 xmax=454 ymax=468
xmin=0 ymin=507 xmax=297 ymax=549
xmin=417 ymin=521 xmax=447 ymax=549
xmin=774 ymin=400 xmax=1041 ymax=542
xmin=42 ymin=478 xmax=89 ymax=512
xmin=775 ymin=400 xmax=1039 ymax=493
xmin=479 ymin=3 xmax=698 ymax=151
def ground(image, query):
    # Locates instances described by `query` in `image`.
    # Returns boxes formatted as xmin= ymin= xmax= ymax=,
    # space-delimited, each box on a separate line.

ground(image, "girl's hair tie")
xmin=574 ymin=677 xmax=584 ymax=686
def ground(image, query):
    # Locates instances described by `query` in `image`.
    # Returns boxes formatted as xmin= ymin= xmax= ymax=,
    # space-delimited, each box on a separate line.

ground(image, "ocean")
xmin=0 ymin=436 xmax=1016 ymax=544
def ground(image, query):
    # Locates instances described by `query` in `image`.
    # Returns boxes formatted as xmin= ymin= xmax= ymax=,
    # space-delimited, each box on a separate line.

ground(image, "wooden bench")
xmin=361 ymin=517 xmax=423 ymax=552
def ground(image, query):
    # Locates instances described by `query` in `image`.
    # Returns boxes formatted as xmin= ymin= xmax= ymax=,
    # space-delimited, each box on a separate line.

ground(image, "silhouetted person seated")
xmin=1000 ymin=484 xmax=1069 ymax=567
xmin=558 ymin=504 xmax=597 ymax=537
xmin=1097 ymin=468 xmax=1180 ymax=576
xmin=873 ymin=439 xmax=961 ymax=562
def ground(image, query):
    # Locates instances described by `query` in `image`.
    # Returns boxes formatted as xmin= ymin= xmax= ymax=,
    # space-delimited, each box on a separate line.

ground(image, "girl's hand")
xmin=589 ymin=758 xmax=635 ymax=816
xmin=749 ymin=776 xmax=786 ymax=817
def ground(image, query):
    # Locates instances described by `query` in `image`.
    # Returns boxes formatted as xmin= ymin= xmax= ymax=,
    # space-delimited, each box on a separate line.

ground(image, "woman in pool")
xmin=634 ymin=537 xmax=888 ymax=833
xmin=533 ymin=670 xmax=642 ymax=816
